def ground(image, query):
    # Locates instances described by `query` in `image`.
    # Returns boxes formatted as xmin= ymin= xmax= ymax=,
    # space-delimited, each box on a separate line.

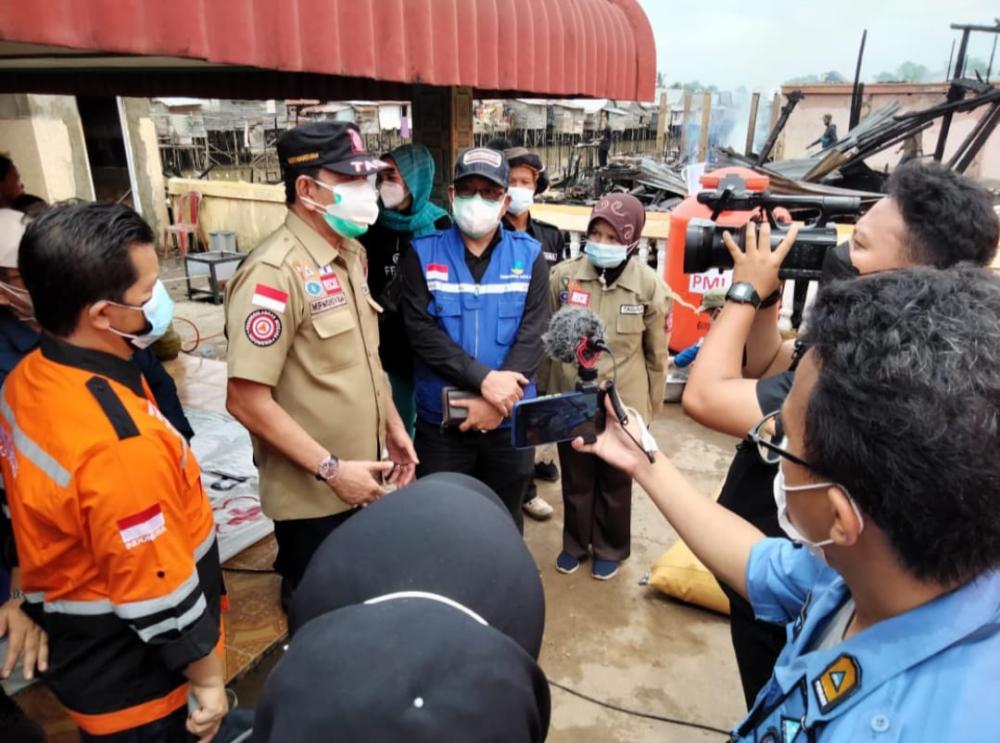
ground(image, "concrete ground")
xmin=159 ymin=259 xmax=749 ymax=738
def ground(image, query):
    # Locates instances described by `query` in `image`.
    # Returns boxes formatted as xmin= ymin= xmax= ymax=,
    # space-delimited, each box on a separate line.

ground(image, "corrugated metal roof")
xmin=0 ymin=0 xmax=655 ymax=100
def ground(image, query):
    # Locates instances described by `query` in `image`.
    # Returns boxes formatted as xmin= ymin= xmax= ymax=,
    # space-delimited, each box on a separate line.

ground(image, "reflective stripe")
xmin=35 ymin=568 xmax=201 ymax=620
xmin=23 ymin=591 xmax=44 ymax=604
xmin=0 ymin=395 xmax=71 ymax=488
xmin=114 ymin=569 xmax=199 ymax=621
xmin=136 ymin=593 xmax=206 ymax=642
xmin=194 ymin=528 xmax=217 ymax=562
xmin=43 ymin=597 xmax=113 ymax=615
xmin=426 ymin=281 xmax=530 ymax=295
xmin=1 ymin=503 xmax=9 ymax=519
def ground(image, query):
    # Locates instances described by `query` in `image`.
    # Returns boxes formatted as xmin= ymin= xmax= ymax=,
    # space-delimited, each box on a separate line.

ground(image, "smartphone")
xmin=441 ymin=387 xmax=480 ymax=427
xmin=511 ymin=390 xmax=600 ymax=449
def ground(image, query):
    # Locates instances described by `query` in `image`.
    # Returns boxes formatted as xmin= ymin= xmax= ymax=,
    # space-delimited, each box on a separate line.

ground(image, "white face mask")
xmin=379 ymin=181 xmax=408 ymax=210
xmin=772 ymin=469 xmax=864 ymax=564
xmin=507 ymin=186 xmax=534 ymax=215
xmin=452 ymin=195 xmax=504 ymax=239
xmin=304 ymin=178 xmax=380 ymax=238
xmin=0 ymin=281 xmax=35 ymax=323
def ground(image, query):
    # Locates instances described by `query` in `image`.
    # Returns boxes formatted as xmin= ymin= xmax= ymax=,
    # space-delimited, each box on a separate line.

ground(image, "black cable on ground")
xmin=548 ymin=680 xmax=730 ymax=736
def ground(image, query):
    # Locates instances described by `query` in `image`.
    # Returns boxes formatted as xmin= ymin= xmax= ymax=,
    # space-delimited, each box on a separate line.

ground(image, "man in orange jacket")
xmin=0 ymin=202 xmax=227 ymax=741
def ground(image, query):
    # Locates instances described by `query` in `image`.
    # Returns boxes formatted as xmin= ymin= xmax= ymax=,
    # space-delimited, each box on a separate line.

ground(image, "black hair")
xmin=284 ymin=166 xmax=322 ymax=205
xmin=486 ymin=137 xmax=514 ymax=152
xmin=11 ymin=193 xmax=47 ymax=218
xmin=0 ymin=153 xmax=12 ymax=181
xmin=888 ymin=162 xmax=999 ymax=268
xmin=19 ymin=201 xmax=155 ymax=337
xmin=801 ymin=266 xmax=1000 ymax=585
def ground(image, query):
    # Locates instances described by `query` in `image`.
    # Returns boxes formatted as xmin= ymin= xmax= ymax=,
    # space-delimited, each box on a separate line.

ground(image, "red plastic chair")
xmin=163 ymin=191 xmax=208 ymax=257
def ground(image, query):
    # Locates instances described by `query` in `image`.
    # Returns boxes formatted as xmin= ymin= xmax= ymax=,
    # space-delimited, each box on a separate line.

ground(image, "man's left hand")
xmin=386 ymin=422 xmax=418 ymax=487
xmin=0 ymin=597 xmax=48 ymax=680
xmin=454 ymin=397 xmax=505 ymax=433
xmin=723 ymin=220 xmax=800 ymax=300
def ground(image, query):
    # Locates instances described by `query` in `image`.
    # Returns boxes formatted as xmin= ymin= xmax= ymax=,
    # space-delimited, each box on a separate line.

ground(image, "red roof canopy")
xmin=0 ymin=0 xmax=656 ymax=100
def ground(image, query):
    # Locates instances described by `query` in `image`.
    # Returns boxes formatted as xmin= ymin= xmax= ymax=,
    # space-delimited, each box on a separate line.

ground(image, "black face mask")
xmin=820 ymin=240 xmax=860 ymax=285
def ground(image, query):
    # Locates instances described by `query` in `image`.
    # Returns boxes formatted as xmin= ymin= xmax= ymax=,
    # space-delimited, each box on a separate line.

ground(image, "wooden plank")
xmin=697 ymin=93 xmax=712 ymax=161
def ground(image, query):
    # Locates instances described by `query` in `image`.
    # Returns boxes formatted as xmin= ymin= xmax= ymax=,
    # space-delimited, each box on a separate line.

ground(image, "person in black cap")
xmin=487 ymin=138 xmax=568 ymax=522
xmin=224 ymin=121 xmax=419 ymax=609
xmin=254 ymin=597 xmax=551 ymax=743
xmin=289 ymin=472 xmax=546 ymax=659
xmin=400 ymin=148 xmax=551 ymax=532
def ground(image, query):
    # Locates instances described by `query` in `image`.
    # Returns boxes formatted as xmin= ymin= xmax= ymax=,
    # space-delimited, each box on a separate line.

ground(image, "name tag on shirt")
xmin=620 ymin=303 xmax=644 ymax=315
xmin=568 ymin=290 xmax=590 ymax=307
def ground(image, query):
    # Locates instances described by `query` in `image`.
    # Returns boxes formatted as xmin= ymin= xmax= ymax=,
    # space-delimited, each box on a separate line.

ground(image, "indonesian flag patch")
xmin=252 ymin=284 xmax=289 ymax=314
xmin=117 ymin=503 xmax=166 ymax=550
xmin=426 ymin=263 xmax=449 ymax=282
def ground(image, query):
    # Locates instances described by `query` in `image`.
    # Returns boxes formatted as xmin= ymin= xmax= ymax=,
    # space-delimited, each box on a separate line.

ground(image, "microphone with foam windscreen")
xmin=542 ymin=307 xmax=610 ymax=375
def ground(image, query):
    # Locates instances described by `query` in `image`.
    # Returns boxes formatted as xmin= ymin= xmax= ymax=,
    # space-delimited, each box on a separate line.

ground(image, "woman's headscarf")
xmin=376 ymin=143 xmax=450 ymax=238
xmin=587 ymin=193 xmax=646 ymax=247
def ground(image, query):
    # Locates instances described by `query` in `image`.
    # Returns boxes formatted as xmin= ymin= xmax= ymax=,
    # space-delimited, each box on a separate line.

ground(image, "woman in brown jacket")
xmin=546 ymin=194 xmax=670 ymax=579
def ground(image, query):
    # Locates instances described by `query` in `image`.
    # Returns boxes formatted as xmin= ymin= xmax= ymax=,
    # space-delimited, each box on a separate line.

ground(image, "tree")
xmin=961 ymin=56 xmax=990 ymax=78
xmin=656 ymin=71 xmax=665 ymax=88
xmin=895 ymin=61 xmax=930 ymax=82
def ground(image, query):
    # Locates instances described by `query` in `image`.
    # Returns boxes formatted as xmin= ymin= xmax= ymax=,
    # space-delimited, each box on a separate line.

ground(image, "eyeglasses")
xmin=747 ymin=411 xmax=814 ymax=469
xmin=454 ymin=183 xmax=506 ymax=201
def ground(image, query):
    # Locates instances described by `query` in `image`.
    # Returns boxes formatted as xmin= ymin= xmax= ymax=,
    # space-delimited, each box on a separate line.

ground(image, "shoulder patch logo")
xmin=812 ymin=654 xmax=861 ymax=714
xmin=245 ymin=309 xmax=282 ymax=347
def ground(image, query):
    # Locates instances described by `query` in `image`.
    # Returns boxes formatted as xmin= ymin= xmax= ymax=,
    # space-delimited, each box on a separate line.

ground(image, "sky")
xmin=637 ymin=0 xmax=999 ymax=93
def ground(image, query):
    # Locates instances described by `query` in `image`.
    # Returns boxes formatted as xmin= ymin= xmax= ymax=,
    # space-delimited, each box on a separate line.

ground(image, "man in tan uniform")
xmin=547 ymin=194 xmax=669 ymax=580
xmin=225 ymin=122 xmax=417 ymax=606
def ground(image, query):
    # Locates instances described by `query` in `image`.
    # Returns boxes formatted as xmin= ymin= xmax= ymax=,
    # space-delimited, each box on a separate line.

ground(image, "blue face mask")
xmin=108 ymin=280 xmax=175 ymax=350
xmin=585 ymin=242 xmax=630 ymax=269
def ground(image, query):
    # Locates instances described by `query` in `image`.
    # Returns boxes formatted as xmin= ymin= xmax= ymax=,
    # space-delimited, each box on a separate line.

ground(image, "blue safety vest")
xmin=412 ymin=226 xmax=540 ymax=424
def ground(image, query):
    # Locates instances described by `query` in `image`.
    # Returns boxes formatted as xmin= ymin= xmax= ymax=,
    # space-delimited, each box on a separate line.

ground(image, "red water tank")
xmin=664 ymin=166 xmax=770 ymax=352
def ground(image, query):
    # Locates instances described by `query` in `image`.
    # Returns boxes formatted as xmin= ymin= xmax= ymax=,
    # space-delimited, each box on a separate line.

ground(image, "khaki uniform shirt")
xmin=225 ymin=211 xmax=389 ymax=520
xmin=546 ymin=256 xmax=670 ymax=421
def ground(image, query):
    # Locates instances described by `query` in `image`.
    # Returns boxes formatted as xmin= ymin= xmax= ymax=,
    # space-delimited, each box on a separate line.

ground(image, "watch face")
xmin=729 ymin=283 xmax=754 ymax=302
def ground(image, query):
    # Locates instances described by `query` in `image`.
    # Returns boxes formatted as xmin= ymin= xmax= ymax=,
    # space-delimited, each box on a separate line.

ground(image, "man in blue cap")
xmin=400 ymin=147 xmax=550 ymax=532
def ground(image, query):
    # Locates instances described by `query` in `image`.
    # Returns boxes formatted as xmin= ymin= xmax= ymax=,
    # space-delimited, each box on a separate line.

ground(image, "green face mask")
xmin=322 ymin=212 xmax=369 ymax=238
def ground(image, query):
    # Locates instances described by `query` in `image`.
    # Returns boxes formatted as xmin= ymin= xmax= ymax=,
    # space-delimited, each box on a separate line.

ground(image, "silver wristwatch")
xmin=315 ymin=454 xmax=340 ymax=482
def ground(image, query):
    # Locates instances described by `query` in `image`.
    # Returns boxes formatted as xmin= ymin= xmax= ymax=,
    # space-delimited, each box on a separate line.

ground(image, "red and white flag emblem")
xmin=426 ymin=263 xmax=449 ymax=282
xmin=252 ymin=284 xmax=289 ymax=314
xmin=117 ymin=503 xmax=166 ymax=550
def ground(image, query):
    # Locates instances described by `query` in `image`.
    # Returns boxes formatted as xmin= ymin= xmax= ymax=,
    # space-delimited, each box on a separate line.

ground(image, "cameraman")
xmin=682 ymin=162 xmax=1000 ymax=706
xmin=579 ymin=266 xmax=1000 ymax=740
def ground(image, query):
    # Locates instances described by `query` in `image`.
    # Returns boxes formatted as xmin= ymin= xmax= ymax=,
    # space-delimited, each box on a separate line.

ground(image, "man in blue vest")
xmin=400 ymin=148 xmax=550 ymax=532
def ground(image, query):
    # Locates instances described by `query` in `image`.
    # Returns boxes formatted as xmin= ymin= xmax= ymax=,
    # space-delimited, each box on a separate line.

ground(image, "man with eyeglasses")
xmin=577 ymin=265 xmax=1000 ymax=740
xmin=681 ymin=163 xmax=1000 ymax=706
xmin=400 ymin=147 xmax=550 ymax=531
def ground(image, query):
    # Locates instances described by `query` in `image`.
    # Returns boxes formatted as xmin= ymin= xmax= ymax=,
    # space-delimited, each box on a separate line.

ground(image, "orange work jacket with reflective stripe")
xmin=0 ymin=337 xmax=222 ymax=735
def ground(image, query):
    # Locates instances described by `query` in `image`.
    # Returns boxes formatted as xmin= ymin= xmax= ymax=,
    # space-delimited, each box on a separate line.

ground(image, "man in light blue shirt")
xmin=576 ymin=256 xmax=1000 ymax=740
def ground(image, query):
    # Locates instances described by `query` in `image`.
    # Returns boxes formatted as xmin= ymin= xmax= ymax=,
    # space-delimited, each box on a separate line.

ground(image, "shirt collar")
xmin=769 ymin=568 xmax=1000 ymax=724
xmin=39 ymin=335 xmax=146 ymax=399
xmin=572 ymin=254 xmax=642 ymax=292
xmin=284 ymin=210 xmax=343 ymax=267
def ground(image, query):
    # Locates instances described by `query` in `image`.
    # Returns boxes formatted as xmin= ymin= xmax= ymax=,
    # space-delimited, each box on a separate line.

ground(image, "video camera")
xmin=683 ymin=173 xmax=862 ymax=281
